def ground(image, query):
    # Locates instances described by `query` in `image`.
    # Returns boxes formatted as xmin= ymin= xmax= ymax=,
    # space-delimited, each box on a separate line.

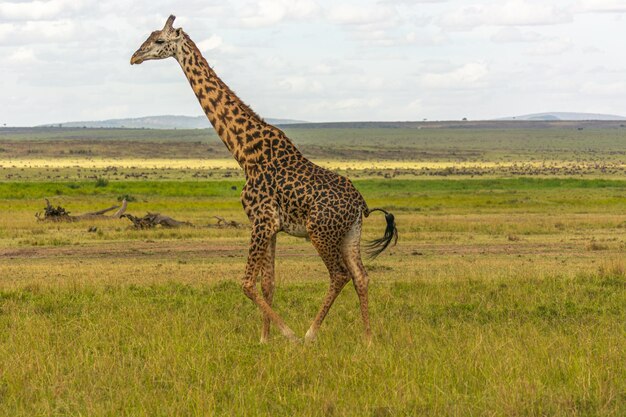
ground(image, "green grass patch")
xmin=0 ymin=274 xmax=624 ymax=416
xmin=0 ymin=180 xmax=245 ymax=199
xmin=1 ymin=178 xmax=625 ymax=199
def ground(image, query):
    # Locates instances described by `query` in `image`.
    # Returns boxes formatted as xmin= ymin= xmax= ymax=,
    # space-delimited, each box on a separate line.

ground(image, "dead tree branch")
xmin=36 ymin=199 xmax=128 ymax=222
xmin=210 ymin=215 xmax=246 ymax=229
xmin=35 ymin=199 xmax=208 ymax=231
xmin=112 ymin=199 xmax=128 ymax=218
xmin=83 ymin=205 xmax=120 ymax=216
xmin=36 ymin=199 xmax=74 ymax=221
xmin=122 ymin=212 xmax=192 ymax=229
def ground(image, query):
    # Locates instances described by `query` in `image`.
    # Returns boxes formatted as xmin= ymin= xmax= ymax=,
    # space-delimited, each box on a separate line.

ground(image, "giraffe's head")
xmin=130 ymin=15 xmax=183 ymax=65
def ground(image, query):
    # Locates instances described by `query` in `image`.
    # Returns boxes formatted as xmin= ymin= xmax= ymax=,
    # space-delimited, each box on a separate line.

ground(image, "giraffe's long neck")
xmin=175 ymin=34 xmax=300 ymax=175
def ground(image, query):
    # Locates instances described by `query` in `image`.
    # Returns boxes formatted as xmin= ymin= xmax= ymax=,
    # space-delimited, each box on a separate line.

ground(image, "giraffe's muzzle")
xmin=130 ymin=52 xmax=145 ymax=65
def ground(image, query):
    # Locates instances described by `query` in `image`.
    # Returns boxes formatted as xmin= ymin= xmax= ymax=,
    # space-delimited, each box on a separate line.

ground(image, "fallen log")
xmin=35 ymin=199 xmax=73 ymax=221
xmin=36 ymin=199 xmax=128 ymax=222
xmin=82 ymin=199 xmax=127 ymax=218
xmin=210 ymin=215 xmax=246 ymax=229
xmin=122 ymin=212 xmax=192 ymax=229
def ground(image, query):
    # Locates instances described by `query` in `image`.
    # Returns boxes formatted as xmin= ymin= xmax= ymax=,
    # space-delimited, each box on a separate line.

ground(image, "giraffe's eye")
xmin=155 ymin=39 xmax=165 ymax=44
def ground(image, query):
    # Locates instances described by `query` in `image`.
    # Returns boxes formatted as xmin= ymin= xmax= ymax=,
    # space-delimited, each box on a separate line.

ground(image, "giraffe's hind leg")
xmin=341 ymin=219 xmax=372 ymax=344
xmin=304 ymin=238 xmax=351 ymax=343
xmin=259 ymin=234 xmax=277 ymax=343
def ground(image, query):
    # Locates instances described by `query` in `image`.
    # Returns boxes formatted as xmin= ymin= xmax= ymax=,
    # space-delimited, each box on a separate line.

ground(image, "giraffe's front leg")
xmin=242 ymin=217 xmax=298 ymax=343
xmin=260 ymin=234 xmax=277 ymax=343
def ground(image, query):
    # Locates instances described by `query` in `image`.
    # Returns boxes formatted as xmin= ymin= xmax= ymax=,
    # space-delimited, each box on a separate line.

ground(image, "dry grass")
xmin=0 ymin=126 xmax=625 ymax=415
xmin=1 ymin=182 xmax=625 ymax=416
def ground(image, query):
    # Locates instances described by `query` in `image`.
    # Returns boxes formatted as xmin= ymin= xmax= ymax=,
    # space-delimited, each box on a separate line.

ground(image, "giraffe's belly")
xmin=282 ymin=222 xmax=309 ymax=238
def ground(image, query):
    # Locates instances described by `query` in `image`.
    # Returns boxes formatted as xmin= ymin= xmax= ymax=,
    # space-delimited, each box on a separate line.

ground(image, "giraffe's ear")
xmin=173 ymin=28 xmax=183 ymax=39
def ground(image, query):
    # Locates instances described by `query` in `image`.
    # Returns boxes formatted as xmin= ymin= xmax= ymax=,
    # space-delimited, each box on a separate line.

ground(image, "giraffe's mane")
xmin=182 ymin=32 xmax=265 ymax=124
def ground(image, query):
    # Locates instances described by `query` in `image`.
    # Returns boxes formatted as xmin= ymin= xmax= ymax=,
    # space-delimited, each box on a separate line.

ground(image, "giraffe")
xmin=131 ymin=15 xmax=398 ymax=343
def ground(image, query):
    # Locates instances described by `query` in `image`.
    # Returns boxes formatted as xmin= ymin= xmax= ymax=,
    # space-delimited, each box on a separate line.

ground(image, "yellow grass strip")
xmin=3 ymin=157 xmax=625 ymax=171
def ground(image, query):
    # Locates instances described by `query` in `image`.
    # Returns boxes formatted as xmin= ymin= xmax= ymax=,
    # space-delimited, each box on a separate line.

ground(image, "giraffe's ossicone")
xmin=131 ymin=15 xmax=398 ymax=343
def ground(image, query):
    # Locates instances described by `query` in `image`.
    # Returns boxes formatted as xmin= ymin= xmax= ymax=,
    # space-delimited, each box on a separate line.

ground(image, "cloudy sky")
xmin=1 ymin=0 xmax=625 ymax=126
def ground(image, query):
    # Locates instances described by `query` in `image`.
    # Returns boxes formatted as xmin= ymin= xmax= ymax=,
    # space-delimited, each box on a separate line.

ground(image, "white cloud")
xmin=278 ymin=76 xmax=323 ymax=93
xmin=380 ymin=0 xmax=449 ymax=4
xmin=344 ymin=27 xmax=446 ymax=47
xmin=439 ymin=0 xmax=572 ymax=31
xmin=238 ymin=0 xmax=320 ymax=28
xmin=79 ymin=103 xmax=131 ymax=121
xmin=577 ymin=0 xmax=626 ymax=13
xmin=0 ymin=20 xmax=77 ymax=45
xmin=260 ymin=55 xmax=291 ymax=71
xmin=1 ymin=0 xmax=626 ymax=125
xmin=349 ymin=29 xmax=399 ymax=46
xmin=580 ymin=81 xmax=626 ymax=96
xmin=0 ymin=0 xmax=89 ymax=21
xmin=197 ymin=35 xmax=223 ymax=51
xmin=584 ymin=65 xmax=626 ymax=75
xmin=311 ymin=63 xmax=333 ymax=75
xmin=325 ymin=3 xmax=425 ymax=47
xmin=404 ymin=30 xmax=449 ymax=46
xmin=582 ymin=45 xmax=603 ymax=54
xmin=327 ymin=4 xmax=396 ymax=26
xmin=489 ymin=28 xmax=573 ymax=56
xmin=326 ymin=98 xmax=381 ymax=111
xmin=526 ymin=37 xmax=571 ymax=56
xmin=407 ymin=98 xmax=423 ymax=112
xmin=490 ymin=27 xmax=546 ymax=43
xmin=195 ymin=35 xmax=237 ymax=54
xmin=420 ymin=62 xmax=489 ymax=89
xmin=6 ymin=47 xmax=38 ymax=64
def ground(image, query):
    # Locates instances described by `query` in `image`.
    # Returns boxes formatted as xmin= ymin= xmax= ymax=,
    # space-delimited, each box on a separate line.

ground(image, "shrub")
xmin=95 ymin=177 xmax=109 ymax=187
xmin=117 ymin=194 xmax=137 ymax=202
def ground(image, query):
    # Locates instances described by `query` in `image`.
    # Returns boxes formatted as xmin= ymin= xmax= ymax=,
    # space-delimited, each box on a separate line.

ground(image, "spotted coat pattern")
xmin=131 ymin=16 xmax=396 ymax=343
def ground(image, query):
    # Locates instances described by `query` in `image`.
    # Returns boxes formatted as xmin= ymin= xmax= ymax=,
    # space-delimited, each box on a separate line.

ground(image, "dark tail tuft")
xmin=365 ymin=208 xmax=398 ymax=259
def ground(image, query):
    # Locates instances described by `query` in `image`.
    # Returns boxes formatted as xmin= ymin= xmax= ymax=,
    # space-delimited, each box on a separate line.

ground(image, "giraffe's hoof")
xmin=282 ymin=328 xmax=301 ymax=343
xmin=304 ymin=328 xmax=317 ymax=343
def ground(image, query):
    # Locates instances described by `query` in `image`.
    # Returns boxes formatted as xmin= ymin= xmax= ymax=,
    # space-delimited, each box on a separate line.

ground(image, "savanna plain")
xmin=1 ymin=121 xmax=625 ymax=416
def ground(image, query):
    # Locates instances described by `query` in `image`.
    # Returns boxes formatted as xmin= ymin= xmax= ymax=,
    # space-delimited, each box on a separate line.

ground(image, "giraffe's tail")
xmin=363 ymin=208 xmax=398 ymax=259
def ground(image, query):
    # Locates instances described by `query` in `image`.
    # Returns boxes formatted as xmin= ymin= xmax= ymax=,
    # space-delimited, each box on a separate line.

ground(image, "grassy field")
xmin=1 ymin=125 xmax=625 ymax=416
xmin=2 ymin=123 xmax=626 ymax=179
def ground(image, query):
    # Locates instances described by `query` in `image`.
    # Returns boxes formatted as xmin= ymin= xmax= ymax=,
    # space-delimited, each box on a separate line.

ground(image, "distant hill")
xmin=498 ymin=112 xmax=626 ymax=121
xmin=40 ymin=115 xmax=307 ymax=129
xmin=35 ymin=113 xmax=626 ymax=130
